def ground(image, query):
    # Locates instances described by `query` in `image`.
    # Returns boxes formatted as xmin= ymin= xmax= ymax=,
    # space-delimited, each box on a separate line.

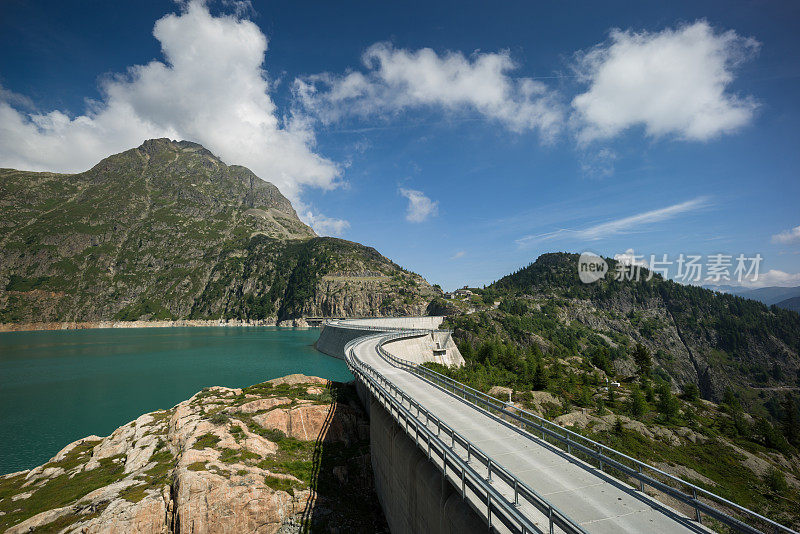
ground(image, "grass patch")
xmin=187 ymin=461 xmax=207 ymax=472
xmin=35 ymin=506 xmax=106 ymax=533
xmin=119 ymin=483 xmax=150 ymax=503
xmin=264 ymin=475 xmax=302 ymax=496
xmin=0 ymin=455 xmax=126 ymax=531
xmin=192 ymin=433 xmax=220 ymax=450
xmin=42 ymin=439 xmax=101 ymax=471
xmin=218 ymin=448 xmax=261 ymax=464
xmin=242 ymin=382 xmax=273 ymax=396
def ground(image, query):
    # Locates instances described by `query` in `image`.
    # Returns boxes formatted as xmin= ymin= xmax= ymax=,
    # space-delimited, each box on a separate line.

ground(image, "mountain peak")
xmin=136 ymin=138 xmax=217 ymax=160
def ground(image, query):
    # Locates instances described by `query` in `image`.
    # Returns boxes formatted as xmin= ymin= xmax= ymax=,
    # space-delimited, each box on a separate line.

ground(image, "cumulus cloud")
xmin=572 ymin=21 xmax=759 ymax=142
xmin=772 ymin=225 xmax=800 ymax=245
xmin=399 ymin=188 xmax=438 ymax=223
xmin=295 ymin=43 xmax=564 ymax=140
xmin=0 ymin=0 xmax=343 ymax=228
xmin=298 ymin=206 xmax=350 ymax=237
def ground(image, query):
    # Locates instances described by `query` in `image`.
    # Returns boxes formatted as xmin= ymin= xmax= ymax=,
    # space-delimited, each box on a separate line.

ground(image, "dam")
xmin=316 ymin=317 xmax=796 ymax=534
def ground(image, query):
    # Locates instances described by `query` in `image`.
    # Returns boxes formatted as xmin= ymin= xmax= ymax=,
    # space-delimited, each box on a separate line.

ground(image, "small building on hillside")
xmin=454 ymin=287 xmax=473 ymax=298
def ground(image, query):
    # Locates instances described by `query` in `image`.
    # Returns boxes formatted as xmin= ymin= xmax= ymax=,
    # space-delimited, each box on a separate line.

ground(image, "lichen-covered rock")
xmin=0 ymin=375 xmax=386 ymax=533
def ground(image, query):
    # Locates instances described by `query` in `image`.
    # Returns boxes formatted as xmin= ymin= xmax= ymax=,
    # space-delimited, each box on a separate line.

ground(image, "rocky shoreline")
xmin=0 ymin=374 xmax=386 ymax=533
xmin=0 ymin=318 xmax=313 ymax=333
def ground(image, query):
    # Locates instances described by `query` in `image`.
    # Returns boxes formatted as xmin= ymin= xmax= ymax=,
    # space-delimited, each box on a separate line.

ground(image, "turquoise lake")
xmin=0 ymin=327 xmax=351 ymax=474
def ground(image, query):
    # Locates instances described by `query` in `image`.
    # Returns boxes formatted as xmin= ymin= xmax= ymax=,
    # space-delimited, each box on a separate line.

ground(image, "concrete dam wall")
xmin=321 ymin=317 xmax=479 ymax=533
xmin=367 ymin=393 xmax=485 ymax=534
xmin=315 ymin=316 xmax=464 ymax=366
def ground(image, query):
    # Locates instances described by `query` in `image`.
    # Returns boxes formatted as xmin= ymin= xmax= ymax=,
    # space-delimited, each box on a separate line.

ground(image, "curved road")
xmin=348 ymin=326 xmax=712 ymax=534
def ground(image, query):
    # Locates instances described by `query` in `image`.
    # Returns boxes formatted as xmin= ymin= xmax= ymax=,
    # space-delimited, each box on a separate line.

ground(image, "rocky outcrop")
xmin=0 ymin=375 xmax=386 ymax=533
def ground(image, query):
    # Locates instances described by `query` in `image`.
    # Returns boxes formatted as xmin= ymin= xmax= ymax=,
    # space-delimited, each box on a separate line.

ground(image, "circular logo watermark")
xmin=578 ymin=251 xmax=608 ymax=283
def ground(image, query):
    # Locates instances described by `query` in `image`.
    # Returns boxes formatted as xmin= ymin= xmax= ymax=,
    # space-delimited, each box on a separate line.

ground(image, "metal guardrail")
xmin=370 ymin=328 xmax=797 ymax=534
xmin=344 ymin=333 xmax=588 ymax=534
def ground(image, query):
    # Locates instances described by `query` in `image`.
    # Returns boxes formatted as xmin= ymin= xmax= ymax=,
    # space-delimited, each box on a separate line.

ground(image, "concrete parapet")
xmin=345 ymin=316 xmax=444 ymax=330
xmin=314 ymin=323 xmax=371 ymax=359
xmin=314 ymin=316 xmax=464 ymax=365
xmin=381 ymin=331 xmax=464 ymax=367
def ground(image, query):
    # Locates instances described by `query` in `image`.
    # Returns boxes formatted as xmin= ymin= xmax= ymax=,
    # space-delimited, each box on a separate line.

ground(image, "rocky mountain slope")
xmin=437 ymin=253 xmax=800 ymax=414
xmin=429 ymin=253 xmax=800 ymax=528
xmin=0 ymin=375 xmax=386 ymax=533
xmin=0 ymin=139 xmax=438 ymax=324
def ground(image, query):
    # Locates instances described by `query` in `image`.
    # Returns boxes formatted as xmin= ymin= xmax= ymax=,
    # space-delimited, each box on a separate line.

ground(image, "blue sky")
xmin=1 ymin=0 xmax=798 ymax=290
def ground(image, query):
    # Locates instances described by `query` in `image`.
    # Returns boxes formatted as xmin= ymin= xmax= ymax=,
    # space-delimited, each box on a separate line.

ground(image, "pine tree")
xmin=682 ymin=383 xmax=700 ymax=402
xmin=656 ymin=382 xmax=679 ymax=422
xmin=632 ymin=343 xmax=652 ymax=378
xmin=782 ymin=393 xmax=800 ymax=447
xmin=628 ymin=385 xmax=647 ymax=418
xmin=533 ymin=361 xmax=549 ymax=390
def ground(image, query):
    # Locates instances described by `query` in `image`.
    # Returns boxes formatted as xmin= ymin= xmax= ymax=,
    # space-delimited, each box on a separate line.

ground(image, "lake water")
xmin=0 ymin=327 xmax=351 ymax=474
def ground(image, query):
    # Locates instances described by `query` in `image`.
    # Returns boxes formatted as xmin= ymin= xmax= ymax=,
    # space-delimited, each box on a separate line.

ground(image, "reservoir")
xmin=0 ymin=327 xmax=350 ymax=474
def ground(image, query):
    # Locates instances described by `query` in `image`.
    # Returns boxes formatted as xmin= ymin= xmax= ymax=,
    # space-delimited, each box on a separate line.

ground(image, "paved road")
xmin=351 ymin=334 xmax=710 ymax=534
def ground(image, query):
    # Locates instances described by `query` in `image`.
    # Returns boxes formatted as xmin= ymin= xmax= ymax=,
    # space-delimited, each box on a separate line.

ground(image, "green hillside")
xmin=0 ymin=139 xmax=438 ymax=323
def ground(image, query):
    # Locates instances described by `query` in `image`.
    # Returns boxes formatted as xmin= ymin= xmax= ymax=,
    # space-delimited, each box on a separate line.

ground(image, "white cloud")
xmin=737 ymin=269 xmax=800 ymax=289
xmin=772 ymin=225 xmax=800 ymax=245
xmin=579 ymin=148 xmax=617 ymax=178
xmin=613 ymin=248 xmax=651 ymax=269
xmin=0 ymin=85 xmax=34 ymax=110
xmin=295 ymin=43 xmax=564 ymax=140
xmin=298 ymin=206 xmax=350 ymax=237
xmin=517 ymin=196 xmax=709 ymax=246
xmin=576 ymin=197 xmax=710 ymax=240
xmin=451 ymin=250 xmax=465 ymax=259
xmin=0 ymin=1 xmax=341 ymax=225
xmin=572 ymin=21 xmax=759 ymax=142
xmin=399 ymin=188 xmax=438 ymax=223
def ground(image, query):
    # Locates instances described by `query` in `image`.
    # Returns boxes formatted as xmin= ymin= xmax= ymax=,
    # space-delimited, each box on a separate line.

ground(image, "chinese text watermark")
xmin=578 ymin=251 xmax=763 ymax=284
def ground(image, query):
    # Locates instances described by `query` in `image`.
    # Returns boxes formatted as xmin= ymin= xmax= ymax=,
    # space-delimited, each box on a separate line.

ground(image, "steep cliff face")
xmin=0 ymin=375 xmax=386 ymax=533
xmin=0 ymin=139 xmax=439 ymax=324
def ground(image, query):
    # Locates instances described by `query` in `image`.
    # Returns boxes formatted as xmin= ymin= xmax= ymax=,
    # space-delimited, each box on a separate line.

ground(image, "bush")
xmin=681 ymin=383 xmax=700 ymax=402
xmin=765 ymin=467 xmax=789 ymax=493
xmin=613 ymin=418 xmax=624 ymax=435
xmin=208 ymin=412 xmax=229 ymax=426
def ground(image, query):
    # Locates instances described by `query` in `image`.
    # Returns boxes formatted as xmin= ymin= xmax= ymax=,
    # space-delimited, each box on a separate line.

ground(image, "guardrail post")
xmin=598 ymin=444 xmax=604 ymax=471
xmin=548 ymin=508 xmax=554 ymax=534
xmin=514 ymin=479 xmax=519 ymax=506
xmin=487 ymin=460 xmax=493 ymax=482
xmin=693 ymin=488 xmax=701 ymax=523
xmin=638 ymin=465 xmax=645 ymax=492
xmin=487 ymin=492 xmax=492 ymax=528
xmin=467 ymin=442 xmax=471 ymax=463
